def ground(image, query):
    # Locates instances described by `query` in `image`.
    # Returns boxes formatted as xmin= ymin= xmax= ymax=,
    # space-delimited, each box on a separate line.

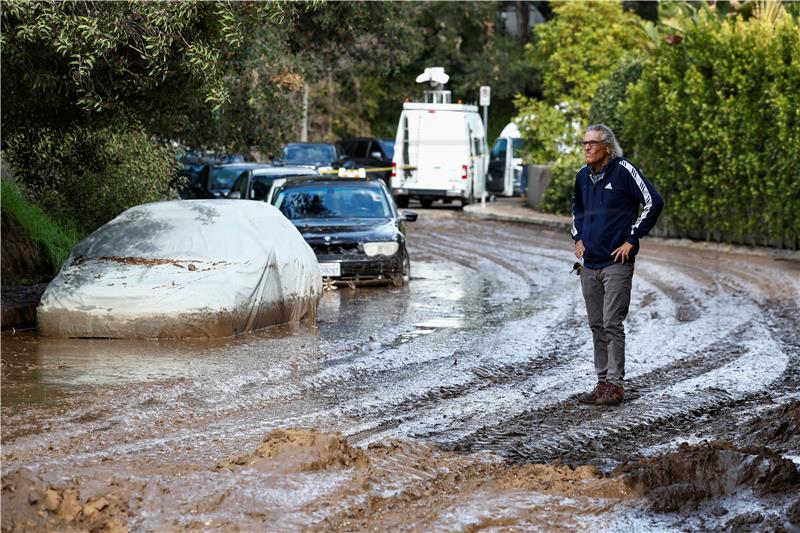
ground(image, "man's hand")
xmin=612 ymin=242 xmax=634 ymax=264
xmin=574 ymin=239 xmax=584 ymax=260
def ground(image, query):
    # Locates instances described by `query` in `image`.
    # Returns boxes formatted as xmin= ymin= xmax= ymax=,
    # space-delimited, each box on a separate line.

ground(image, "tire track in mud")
xmin=3 ymin=211 xmax=797 ymax=483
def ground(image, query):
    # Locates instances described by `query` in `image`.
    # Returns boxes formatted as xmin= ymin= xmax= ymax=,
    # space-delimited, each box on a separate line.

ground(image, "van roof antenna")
xmin=416 ymin=67 xmax=452 ymax=104
xmin=415 ymin=67 xmax=449 ymax=90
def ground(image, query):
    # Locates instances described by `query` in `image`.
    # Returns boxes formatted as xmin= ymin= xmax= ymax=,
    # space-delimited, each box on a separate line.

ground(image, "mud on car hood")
xmin=292 ymin=218 xmax=398 ymax=244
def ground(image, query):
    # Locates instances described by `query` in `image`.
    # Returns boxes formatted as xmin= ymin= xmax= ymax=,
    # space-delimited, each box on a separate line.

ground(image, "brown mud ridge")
xmin=741 ymin=400 xmax=800 ymax=453
xmin=3 ymin=429 xmax=798 ymax=532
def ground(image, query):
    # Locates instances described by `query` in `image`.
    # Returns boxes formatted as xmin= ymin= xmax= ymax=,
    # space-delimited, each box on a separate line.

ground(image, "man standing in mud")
xmin=572 ymin=124 xmax=664 ymax=405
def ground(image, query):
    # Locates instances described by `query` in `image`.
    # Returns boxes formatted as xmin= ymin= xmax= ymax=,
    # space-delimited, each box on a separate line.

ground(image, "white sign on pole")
xmin=479 ymin=86 xmax=491 ymax=106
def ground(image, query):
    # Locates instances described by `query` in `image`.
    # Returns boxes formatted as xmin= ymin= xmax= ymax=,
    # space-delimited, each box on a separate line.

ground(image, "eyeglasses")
xmin=582 ymin=140 xmax=603 ymax=148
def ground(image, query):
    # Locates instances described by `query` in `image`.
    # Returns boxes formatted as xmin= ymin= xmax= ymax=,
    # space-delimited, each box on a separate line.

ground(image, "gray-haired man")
xmin=572 ymin=125 xmax=664 ymax=405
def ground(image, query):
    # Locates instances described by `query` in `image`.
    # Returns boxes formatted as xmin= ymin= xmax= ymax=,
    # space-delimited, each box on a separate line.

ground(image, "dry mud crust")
xmin=616 ymin=441 xmax=800 ymax=514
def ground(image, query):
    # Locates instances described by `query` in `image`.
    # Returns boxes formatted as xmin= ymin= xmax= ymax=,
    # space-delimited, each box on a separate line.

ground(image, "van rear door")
xmin=412 ymin=110 xmax=468 ymax=189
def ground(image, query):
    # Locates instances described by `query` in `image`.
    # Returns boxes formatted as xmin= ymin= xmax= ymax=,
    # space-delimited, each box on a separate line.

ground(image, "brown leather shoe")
xmin=577 ymin=382 xmax=607 ymax=404
xmin=596 ymin=382 xmax=624 ymax=405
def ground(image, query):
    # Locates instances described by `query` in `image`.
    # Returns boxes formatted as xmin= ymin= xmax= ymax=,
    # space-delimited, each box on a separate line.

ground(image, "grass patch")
xmin=1 ymin=178 xmax=79 ymax=270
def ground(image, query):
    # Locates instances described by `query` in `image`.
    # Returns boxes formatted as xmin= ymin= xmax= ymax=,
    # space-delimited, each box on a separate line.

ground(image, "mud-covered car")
xmin=37 ymin=200 xmax=322 ymax=338
xmin=270 ymin=178 xmax=417 ymax=286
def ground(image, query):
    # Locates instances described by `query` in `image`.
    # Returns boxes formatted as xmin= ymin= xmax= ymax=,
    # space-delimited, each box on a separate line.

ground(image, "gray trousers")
xmin=580 ymin=263 xmax=634 ymax=385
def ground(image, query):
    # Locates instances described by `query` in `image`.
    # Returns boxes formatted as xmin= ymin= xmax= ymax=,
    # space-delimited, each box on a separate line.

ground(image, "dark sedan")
xmin=270 ymin=178 xmax=417 ymax=286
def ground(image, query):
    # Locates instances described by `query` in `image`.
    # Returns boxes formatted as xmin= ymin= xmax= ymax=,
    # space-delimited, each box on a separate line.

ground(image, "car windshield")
xmin=282 ymin=144 xmax=336 ymax=166
xmin=210 ymin=167 xmax=248 ymax=190
xmin=378 ymin=139 xmax=395 ymax=159
xmin=274 ymin=184 xmax=392 ymax=219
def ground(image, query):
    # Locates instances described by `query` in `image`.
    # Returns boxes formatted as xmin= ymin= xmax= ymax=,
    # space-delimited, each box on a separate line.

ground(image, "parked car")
xmin=269 ymin=177 xmax=417 ymax=286
xmin=191 ymin=162 xmax=274 ymax=198
xmin=276 ymin=142 xmax=349 ymax=173
xmin=227 ymin=166 xmax=321 ymax=201
xmin=38 ymin=200 xmax=322 ymax=338
xmin=340 ymin=137 xmax=395 ymax=186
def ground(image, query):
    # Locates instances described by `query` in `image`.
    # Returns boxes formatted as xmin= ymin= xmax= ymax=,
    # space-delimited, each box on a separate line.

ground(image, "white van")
xmin=390 ymin=69 xmax=488 ymax=208
xmin=487 ymin=121 xmax=525 ymax=197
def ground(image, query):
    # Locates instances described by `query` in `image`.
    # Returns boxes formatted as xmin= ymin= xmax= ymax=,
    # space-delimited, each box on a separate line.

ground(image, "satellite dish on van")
xmin=415 ymin=67 xmax=449 ymax=88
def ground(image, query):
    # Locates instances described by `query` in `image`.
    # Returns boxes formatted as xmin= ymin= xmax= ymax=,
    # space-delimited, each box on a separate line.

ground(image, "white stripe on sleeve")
xmin=619 ymin=160 xmax=652 ymax=236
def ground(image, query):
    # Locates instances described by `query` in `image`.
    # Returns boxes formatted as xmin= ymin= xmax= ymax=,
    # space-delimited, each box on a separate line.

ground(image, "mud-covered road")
xmin=3 ymin=209 xmax=799 ymax=532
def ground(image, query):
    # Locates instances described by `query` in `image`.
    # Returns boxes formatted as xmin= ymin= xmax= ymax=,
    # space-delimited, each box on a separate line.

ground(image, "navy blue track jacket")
xmin=571 ymin=157 xmax=664 ymax=270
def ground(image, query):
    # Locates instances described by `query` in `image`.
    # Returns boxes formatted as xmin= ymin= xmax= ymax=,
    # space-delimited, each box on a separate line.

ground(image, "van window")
xmin=491 ymin=138 xmax=508 ymax=160
xmin=402 ymin=117 xmax=409 ymax=164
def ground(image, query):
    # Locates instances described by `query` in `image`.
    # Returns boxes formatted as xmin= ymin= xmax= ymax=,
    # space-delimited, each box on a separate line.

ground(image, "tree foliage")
xmin=514 ymin=1 xmax=647 ymax=214
xmin=0 ymin=1 xmax=260 ymax=128
xmin=345 ymin=1 xmax=540 ymax=140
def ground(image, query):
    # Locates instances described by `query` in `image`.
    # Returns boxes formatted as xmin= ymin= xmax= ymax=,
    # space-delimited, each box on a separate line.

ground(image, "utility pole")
xmin=301 ymin=83 xmax=309 ymax=142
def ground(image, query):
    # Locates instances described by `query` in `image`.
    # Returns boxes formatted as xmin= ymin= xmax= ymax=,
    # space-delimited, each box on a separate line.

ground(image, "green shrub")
xmin=540 ymin=151 xmax=585 ymax=215
xmin=3 ymin=124 xmax=182 ymax=233
xmin=623 ymin=6 xmax=800 ymax=247
xmin=1 ymin=178 xmax=78 ymax=270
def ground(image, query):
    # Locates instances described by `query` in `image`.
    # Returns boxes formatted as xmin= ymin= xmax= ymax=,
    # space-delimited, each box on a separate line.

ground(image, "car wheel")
xmin=392 ymin=251 xmax=411 ymax=286
xmin=395 ymin=195 xmax=409 ymax=208
xmin=420 ymin=198 xmax=433 ymax=208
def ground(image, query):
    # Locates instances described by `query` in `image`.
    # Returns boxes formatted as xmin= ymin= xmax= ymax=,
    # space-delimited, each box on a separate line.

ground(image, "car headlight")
xmin=363 ymin=241 xmax=399 ymax=257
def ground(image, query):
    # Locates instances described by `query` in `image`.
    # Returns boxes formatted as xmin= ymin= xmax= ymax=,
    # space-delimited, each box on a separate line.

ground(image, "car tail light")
xmin=392 ymin=162 xmax=396 ymax=178
xmin=461 ymin=164 xmax=468 ymax=180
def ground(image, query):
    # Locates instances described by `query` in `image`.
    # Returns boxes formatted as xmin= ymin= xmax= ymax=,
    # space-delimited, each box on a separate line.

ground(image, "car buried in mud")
xmin=269 ymin=177 xmax=417 ymax=287
xmin=37 ymin=200 xmax=322 ymax=339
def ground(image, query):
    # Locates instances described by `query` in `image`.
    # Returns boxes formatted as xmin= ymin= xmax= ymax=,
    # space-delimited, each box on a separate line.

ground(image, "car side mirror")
xmin=401 ymin=210 xmax=418 ymax=222
xmin=370 ymin=151 xmax=382 ymax=159
xmin=227 ymin=191 xmax=241 ymax=199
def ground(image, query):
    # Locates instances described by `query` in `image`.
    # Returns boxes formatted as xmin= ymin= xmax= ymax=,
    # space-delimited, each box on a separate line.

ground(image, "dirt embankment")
xmin=1 ymin=214 xmax=52 ymax=330
xmin=3 ymin=427 xmax=798 ymax=532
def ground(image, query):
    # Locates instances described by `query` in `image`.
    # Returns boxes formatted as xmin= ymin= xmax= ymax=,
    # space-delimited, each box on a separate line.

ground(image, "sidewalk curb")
xmin=462 ymin=203 xmax=800 ymax=262
xmin=463 ymin=204 xmax=571 ymax=231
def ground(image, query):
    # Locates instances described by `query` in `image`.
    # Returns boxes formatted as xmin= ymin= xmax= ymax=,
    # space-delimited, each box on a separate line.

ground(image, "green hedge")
xmin=622 ymin=9 xmax=800 ymax=248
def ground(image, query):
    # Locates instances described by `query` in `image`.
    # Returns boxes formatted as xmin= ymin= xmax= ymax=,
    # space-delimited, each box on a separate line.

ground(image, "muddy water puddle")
xmin=3 ymin=211 xmax=800 ymax=531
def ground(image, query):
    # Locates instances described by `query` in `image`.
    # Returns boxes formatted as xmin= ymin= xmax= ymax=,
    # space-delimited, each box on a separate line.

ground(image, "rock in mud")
xmin=616 ymin=441 xmax=800 ymax=512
